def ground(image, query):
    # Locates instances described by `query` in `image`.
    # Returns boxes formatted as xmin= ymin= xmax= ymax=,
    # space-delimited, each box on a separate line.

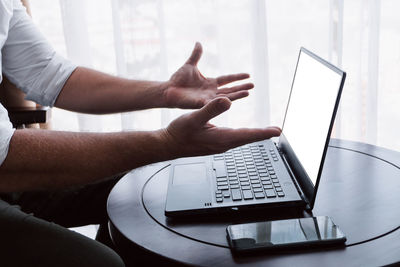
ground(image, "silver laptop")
xmin=165 ymin=48 xmax=346 ymax=217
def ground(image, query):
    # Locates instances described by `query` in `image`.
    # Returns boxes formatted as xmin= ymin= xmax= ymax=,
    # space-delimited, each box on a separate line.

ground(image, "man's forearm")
xmin=0 ymin=97 xmax=282 ymax=193
xmin=0 ymin=129 xmax=174 ymax=192
xmin=55 ymin=67 xmax=169 ymax=114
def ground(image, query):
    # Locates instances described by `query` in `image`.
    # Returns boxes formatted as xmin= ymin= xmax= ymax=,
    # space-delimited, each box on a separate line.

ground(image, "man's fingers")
xmin=222 ymin=127 xmax=282 ymax=148
xmin=225 ymin=91 xmax=249 ymax=101
xmin=217 ymin=83 xmax=254 ymax=94
xmin=185 ymin=42 xmax=203 ymax=66
xmin=191 ymin=97 xmax=231 ymax=125
xmin=216 ymin=73 xmax=250 ymax=86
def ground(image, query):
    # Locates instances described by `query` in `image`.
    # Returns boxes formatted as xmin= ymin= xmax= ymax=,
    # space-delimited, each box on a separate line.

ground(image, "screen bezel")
xmin=278 ymin=47 xmax=346 ymax=210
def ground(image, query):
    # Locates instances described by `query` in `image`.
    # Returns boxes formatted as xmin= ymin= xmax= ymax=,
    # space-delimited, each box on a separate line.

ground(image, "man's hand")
xmin=161 ymin=97 xmax=281 ymax=158
xmin=163 ymin=42 xmax=254 ymax=109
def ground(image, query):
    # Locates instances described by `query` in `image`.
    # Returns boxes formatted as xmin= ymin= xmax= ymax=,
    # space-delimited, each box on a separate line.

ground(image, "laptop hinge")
xmin=275 ymin=142 xmax=311 ymax=210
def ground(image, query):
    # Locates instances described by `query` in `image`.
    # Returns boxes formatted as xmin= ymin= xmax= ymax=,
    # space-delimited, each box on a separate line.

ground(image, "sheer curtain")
xmin=29 ymin=0 xmax=400 ymax=152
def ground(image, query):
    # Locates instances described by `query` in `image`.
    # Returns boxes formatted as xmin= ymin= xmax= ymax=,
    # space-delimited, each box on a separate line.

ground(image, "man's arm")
xmin=54 ymin=67 xmax=168 ymax=114
xmin=55 ymin=43 xmax=254 ymax=113
xmin=0 ymin=97 xmax=281 ymax=192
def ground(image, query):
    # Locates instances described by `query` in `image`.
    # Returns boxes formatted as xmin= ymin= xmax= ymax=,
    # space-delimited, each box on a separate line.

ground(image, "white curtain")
xmin=29 ymin=0 xmax=400 ymax=152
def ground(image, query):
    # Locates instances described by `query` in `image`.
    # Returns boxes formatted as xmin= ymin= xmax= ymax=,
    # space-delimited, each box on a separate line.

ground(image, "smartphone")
xmin=226 ymin=216 xmax=346 ymax=253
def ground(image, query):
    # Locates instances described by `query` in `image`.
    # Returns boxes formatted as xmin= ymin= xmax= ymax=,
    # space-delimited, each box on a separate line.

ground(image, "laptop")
xmin=165 ymin=47 xmax=346 ymax=217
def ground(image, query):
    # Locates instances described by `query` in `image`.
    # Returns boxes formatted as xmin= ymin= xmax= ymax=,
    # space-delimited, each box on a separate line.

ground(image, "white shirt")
xmin=0 ymin=0 xmax=76 ymax=166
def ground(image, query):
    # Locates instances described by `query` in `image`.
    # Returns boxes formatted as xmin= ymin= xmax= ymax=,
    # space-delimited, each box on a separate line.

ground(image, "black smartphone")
xmin=226 ymin=216 xmax=346 ymax=253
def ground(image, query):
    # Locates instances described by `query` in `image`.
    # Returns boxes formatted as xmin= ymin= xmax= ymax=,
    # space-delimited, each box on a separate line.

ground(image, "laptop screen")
xmin=280 ymin=49 xmax=344 ymax=189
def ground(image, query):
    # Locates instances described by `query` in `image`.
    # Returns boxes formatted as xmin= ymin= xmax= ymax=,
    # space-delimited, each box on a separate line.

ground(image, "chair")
xmin=0 ymin=0 xmax=51 ymax=129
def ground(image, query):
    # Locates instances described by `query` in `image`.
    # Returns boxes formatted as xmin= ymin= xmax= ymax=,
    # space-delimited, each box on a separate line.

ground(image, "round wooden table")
xmin=107 ymin=139 xmax=400 ymax=266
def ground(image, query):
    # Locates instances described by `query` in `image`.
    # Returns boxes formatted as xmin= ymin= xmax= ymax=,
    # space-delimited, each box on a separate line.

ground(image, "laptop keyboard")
xmin=213 ymin=144 xmax=285 ymax=203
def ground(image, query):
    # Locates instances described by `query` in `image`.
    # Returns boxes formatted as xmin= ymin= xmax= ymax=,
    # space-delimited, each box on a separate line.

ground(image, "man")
xmin=0 ymin=0 xmax=280 ymax=266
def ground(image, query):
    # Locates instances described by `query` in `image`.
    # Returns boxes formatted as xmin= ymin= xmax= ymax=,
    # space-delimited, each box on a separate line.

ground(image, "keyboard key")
xmin=265 ymin=189 xmax=276 ymax=198
xmin=217 ymin=181 xmax=228 ymax=186
xmin=231 ymin=189 xmax=242 ymax=200
xmin=223 ymin=191 xmax=230 ymax=198
xmin=277 ymin=191 xmax=285 ymax=197
xmin=216 ymin=193 xmax=222 ymax=198
xmin=253 ymin=188 xmax=263 ymax=193
xmin=213 ymin=161 xmax=227 ymax=178
xmin=242 ymin=190 xmax=253 ymax=200
xmin=252 ymin=184 xmax=261 ymax=188
xmin=275 ymin=187 xmax=283 ymax=192
xmin=214 ymin=155 xmax=224 ymax=160
xmin=216 ymin=178 xmax=227 ymax=182
xmin=230 ymin=184 xmax=240 ymax=189
xmin=230 ymin=180 xmax=239 ymax=185
xmin=263 ymin=184 xmax=273 ymax=189
xmin=260 ymin=173 xmax=269 ymax=177
xmin=262 ymin=180 xmax=272 ymax=185
xmin=216 ymin=197 xmax=223 ymax=202
xmin=251 ymin=180 xmax=260 ymax=184
xmin=239 ymin=178 xmax=249 ymax=182
xmin=254 ymin=192 xmax=265 ymax=199
xmin=241 ymin=182 xmax=250 ymax=186
xmin=218 ymin=185 xmax=229 ymax=190
xmin=241 ymin=185 xmax=251 ymax=190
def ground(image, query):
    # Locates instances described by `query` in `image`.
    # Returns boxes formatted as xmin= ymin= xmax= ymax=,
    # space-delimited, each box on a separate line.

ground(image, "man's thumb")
xmin=193 ymin=97 xmax=231 ymax=125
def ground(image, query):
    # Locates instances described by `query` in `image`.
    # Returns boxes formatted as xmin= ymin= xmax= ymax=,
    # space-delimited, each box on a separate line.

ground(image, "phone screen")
xmin=227 ymin=216 xmax=346 ymax=251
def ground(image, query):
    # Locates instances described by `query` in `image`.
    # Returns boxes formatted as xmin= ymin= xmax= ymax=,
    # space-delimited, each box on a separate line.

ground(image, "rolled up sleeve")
xmin=1 ymin=0 xmax=76 ymax=107
xmin=0 ymin=103 xmax=15 ymax=166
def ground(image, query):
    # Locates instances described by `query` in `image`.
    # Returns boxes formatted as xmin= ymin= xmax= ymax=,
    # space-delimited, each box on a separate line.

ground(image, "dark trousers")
xmin=0 ymin=178 xmax=125 ymax=267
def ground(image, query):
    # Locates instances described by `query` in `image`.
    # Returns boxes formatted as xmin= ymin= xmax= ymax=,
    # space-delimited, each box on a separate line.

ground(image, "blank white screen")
xmin=282 ymin=51 xmax=342 ymax=185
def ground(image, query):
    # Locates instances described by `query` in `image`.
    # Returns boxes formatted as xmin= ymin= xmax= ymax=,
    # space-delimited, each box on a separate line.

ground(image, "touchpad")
xmin=173 ymin=163 xmax=207 ymax=185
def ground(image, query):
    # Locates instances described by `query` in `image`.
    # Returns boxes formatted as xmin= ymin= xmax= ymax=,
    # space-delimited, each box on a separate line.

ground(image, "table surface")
xmin=107 ymin=139 xmax=400 ymax=266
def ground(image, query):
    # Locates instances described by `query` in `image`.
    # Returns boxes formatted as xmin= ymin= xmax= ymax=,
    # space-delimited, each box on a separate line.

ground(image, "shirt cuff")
xmin=24 ymin=53 xmax=77 ymax=107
